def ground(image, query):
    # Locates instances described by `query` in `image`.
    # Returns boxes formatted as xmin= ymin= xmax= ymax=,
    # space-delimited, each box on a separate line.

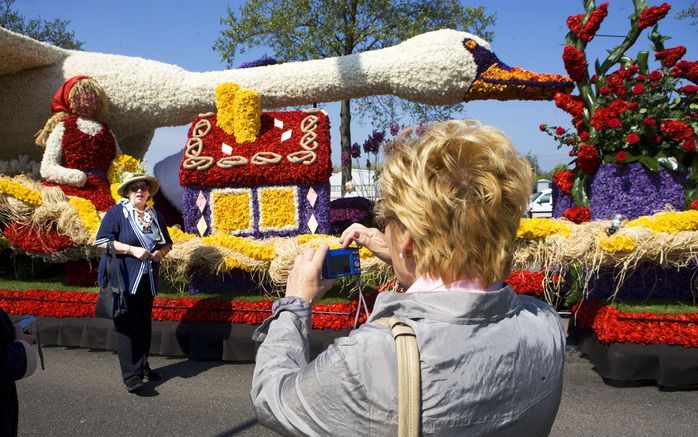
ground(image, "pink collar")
xmin=404 ymin=276 xmax=502 ymax=294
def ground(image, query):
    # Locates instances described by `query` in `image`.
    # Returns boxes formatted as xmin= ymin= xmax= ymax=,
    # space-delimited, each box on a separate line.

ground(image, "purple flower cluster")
xmin=350 ymin=142 xmax=361 ymax=158
xmin=552 ymin=183 xmax=574 ymax=218
xmin=187 ymin=269 xmax=260 ymax=295
xmin=363 ymin=130 xmax=385 ymax=154
xmin=589 ymin=163 xmax=686 ymax=220
xmin=586 ymin=262 xmax=697 ymax=301
xmin=238 ymin=55 xmax=278 ymax=69
xmin=389 ymin=123 xmax=401 ymax=136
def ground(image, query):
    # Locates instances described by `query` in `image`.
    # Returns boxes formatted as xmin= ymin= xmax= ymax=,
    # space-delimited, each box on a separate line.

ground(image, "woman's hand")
xmin=131 ymin=246 xmax=152 ymax=261
xmin=339 ymin=223 xmax=391 ymax=264
xmin=14 ymin=327 xmax=37 ymax=344
xmin=285 ymin=243 xmax=337 ymax=304
xmin=151 ymin=249 xmax=165 ymax=263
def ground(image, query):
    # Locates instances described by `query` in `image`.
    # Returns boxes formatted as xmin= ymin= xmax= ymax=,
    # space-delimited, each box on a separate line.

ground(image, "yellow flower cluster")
xmin=599 ymin=234 xmax=637 ymax=253
xmin=0 ymin=179 xmax=43 ymax=206
xmin=69 ymin=197 xmax=100 ymax=237
xmin=295 ymin=234 xmax=374 ymax=258
xmin=517 ymin=218 xmax=571 ymax=239
xmin=223 ymin=256 xmax=253 ymax=272
xmin=259 ymin=188 xmax=297 ymax=230
xmin=627 ymin=210 xmax=698 ymax=233
xmin=214 ymin=82 xmax=261 ymax=143
xmin=215 ymin=82 xmax=239 ymax=136
xmin=232 ymin=89 xmax=261 ymax=144
xmin=107 ymin=154 xmax=141 ymax=184
xmin=201 ymin=233 xmax=276 ymax=261
xmin=212 ymin=190 xmax=252 ymax=233
xmin=168 ymin=226 xmax=195 ymax=243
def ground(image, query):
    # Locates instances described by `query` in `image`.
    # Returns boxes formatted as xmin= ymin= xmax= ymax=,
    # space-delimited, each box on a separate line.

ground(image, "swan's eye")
xmin=464 ymin=39 xmax=478 ymax=50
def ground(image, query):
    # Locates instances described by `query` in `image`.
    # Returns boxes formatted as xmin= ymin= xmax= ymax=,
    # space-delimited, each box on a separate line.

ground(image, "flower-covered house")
xmin=179 ymin=109 xmax=332 ymax=238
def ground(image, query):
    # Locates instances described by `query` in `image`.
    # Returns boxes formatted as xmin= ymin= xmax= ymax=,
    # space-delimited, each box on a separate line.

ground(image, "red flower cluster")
xmin=563 ymin=46 xmax=588 ymax=82
xmin=637 ymin=2 xmax=671 ymax=29
xmin=681 ymin=84 xmax=698 ymax=94
xmin=554 ymin=93 xmax=584 ymax=119
xmin=626 ymin=133 xmax=641 ymax=144
xmin=655 ymin=46 xmax=687 ymax=68
xmin=504 ymin=270 xmax=545 ymax=296
xmin=683 ymin=138 xmax=697 ymax=153
xmin=670 ymin=60 xmax=698 ymax=84
xmin=3 ymin=222 xmax=75 ymax=253
xmin=562 ymin=206 xmax=591 ymax=223
xmin=553 ymin=170 xmax=575 ymax=195
xmin=567 ymin=3 xmax=609 ymax=43
xmin=660 ymin=120 xmax=695 ymax=142
xmin=179 ymin=111 xmax=333 ymax=187
xmin=690 ymin=199 xmax=698 ymax=210
xmin=589 ymin=99 xmax=630 ymax=130
xmin=64 ymin=260 xmax=99 ymax=287
xmin=574 ymin=301 xmax=698 ymax=348
xmin=0 ymin=288 xmax=375 ymax=331
xmin=615 ymin=150 xmax=628 ymax=163
xmin=576 ymin=144 xmax=601 ymax=174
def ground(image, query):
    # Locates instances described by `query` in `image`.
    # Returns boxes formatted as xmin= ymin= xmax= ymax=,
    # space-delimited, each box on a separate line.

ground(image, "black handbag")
xmin=94 ymin=241 xmax=128 ymax=319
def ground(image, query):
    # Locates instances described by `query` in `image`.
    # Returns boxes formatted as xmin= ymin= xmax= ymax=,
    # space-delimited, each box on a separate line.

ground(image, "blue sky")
xmin=14 ymin=0 xmax=697 ymax=171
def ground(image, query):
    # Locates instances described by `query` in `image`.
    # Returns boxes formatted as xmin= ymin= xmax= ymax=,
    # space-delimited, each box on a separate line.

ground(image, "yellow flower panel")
xmin=517 ymin=218 xmax=570 ymax=239
xmin=258 ymin=186 xmax=299 ymax=233
xmin=232 ymin=89 xmax=261 ymax=144
xmin=215 ymin=82 xmax=240 ymax=136
xmin=69 ymin=197 xmax=100 ymax=237
xmin=202 ymin=233 xmax=276 ymax=261
xmin=0 ymin=179 xmax=43 ymax=206
xmin=211 ymin=188 xmax=253 ymax=235
xmin=599 ymin=235 xmax=637 ymax=253
xmin=627 ymin=210 xmax=698 ymax=233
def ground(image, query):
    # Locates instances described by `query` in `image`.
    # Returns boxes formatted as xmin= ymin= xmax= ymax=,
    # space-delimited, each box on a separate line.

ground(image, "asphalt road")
xmin=17 ymin=346 xmax=697 ymax=437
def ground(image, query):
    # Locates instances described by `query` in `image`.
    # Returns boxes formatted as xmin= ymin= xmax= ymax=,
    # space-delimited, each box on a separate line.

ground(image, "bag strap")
xmin=106 ymin=241 xmax=127 ymax=294
xmin=378 ymin=317 xmax=421 ymax=437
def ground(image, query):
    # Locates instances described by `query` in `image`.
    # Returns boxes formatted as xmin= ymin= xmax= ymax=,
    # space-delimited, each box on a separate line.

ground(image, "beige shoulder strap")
xmin=378 ymin=317 xmax=421 ymax=437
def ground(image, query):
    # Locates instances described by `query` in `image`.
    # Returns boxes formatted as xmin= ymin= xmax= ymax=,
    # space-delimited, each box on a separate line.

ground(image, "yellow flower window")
xmin=258 ymin=186 xmax=299 ymax=232
xmin=211 ymin=188 xmax=253 ymax=234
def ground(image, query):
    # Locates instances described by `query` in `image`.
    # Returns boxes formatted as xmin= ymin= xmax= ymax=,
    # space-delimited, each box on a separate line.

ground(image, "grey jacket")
xmin=251 ymin=287 xmax=566 ymax=436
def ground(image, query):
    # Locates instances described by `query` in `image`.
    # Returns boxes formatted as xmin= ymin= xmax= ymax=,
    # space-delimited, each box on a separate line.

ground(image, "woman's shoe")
xmin=144 ymin=367 xmax=161 ymax=382
xmin=125 ymin=378 xmax=145 ymax=393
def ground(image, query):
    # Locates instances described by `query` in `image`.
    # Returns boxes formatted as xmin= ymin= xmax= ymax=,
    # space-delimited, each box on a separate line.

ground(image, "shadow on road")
xmin=135 ymin=357 xmax=227 ymax=397
xmin=210 ymin=418 xmax=260 ymax=437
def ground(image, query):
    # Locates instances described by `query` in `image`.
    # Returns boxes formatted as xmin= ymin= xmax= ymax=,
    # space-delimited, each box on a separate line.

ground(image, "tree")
xmin=214 ymin=0 xmax=495 ymax=188
xmin=676 ymin=2 xmax=697 ymax=27
xmin=0 ymin=0 xmax=83 ymax=49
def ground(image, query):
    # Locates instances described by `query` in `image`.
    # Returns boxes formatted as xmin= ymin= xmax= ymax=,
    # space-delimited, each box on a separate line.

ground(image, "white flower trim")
xmin=210 ymin=187 xmax=254 ymax=235
xmin=257 ymin=186 xmax=299 ymax=233
xmin=76 ymin=117 xmax=103 ymax=136
xmin=39 ymin=121 xmax=87 ymax=187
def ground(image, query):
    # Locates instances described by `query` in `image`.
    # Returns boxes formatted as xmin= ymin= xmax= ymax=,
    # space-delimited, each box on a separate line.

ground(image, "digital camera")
xmin=322 ymin=248 xmax=361 ymax=279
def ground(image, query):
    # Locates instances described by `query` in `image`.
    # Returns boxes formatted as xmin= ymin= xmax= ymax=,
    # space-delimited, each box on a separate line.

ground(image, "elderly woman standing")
xmin=95 ymin=172 xmax=172 ymax=393
xmin=251 ymin=120 xmax=566 ymax=436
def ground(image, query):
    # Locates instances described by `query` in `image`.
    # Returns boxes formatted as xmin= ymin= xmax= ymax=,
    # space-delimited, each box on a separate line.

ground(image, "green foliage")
xmin=0 ymin=0 xmax=82 ymax=49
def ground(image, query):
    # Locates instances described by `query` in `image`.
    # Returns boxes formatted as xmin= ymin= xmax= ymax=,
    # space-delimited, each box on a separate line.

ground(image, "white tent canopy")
xmin=329 ymin=169 xmax=379 ymax=200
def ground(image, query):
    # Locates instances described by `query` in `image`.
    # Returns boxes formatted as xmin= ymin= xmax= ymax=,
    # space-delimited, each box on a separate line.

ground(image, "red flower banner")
xmin=575 ymin=301 xmax=698 ymax=348
xmin=0 ymin=289 xmax=373 ymax=330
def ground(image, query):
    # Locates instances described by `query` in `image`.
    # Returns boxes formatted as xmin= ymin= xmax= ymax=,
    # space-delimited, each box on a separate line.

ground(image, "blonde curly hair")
xmin=378 ymin=119 xmax=532 ymax=286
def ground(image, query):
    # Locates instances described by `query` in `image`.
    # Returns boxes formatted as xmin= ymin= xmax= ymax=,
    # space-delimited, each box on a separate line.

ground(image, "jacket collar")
xmin=366 ymin=286 xmax=522 ymax=325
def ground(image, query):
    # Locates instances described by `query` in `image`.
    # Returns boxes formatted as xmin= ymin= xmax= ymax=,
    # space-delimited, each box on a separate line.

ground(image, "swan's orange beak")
xmin=461 ymin=38 xmax=574 ymax=101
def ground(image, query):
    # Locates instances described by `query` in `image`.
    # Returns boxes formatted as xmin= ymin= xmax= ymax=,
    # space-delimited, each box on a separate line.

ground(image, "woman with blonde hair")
xmin=251 ymin=119 xmax=565 ymax=436
xmin=36 ymin=75 xmax=119 ymax=211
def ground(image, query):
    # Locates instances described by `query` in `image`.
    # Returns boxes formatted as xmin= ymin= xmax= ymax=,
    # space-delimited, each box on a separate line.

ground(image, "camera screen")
xmin=328 ymin=254 xmax=351 ymax=275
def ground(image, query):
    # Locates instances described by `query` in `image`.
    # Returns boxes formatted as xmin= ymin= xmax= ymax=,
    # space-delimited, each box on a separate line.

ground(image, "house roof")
xmin=179 ymin=109 xmax=332 ymax=187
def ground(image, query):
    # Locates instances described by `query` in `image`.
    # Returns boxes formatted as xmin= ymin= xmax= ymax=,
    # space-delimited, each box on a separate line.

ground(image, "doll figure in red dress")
xmin=35 ymin=75 xmax=121 ymax=211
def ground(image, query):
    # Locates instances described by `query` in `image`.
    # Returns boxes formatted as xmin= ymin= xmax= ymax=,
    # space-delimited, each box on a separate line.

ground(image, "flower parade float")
xmin=0 ymin=27 xmax=576 ymax=360
xmin=540 ymin=1 xmax=698 ymax=388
